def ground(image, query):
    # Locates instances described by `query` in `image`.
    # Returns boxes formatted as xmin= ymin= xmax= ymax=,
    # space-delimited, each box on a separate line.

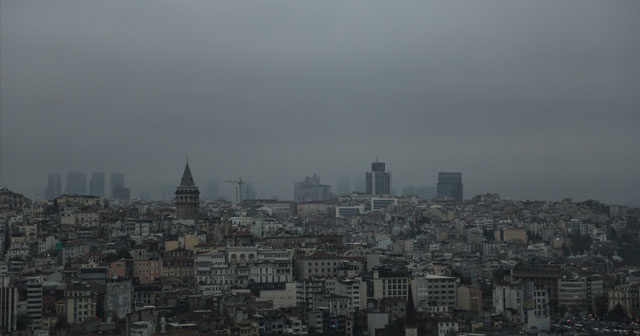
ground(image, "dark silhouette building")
xmin=110 ymin=172 xmax=130 ymax=200
xmin=437 ymin=172 xmax=463 ymax=201
xmin=175 ymin=161 xmax=200 ymax=220
xmin=405 ymin=284 xmax=418 ymax=336
xmin=365 ymin=160 xmax=391 ymax=196
xmin=44 ymin=173 xmax=62 ymax=200
xmin=66 ymin=171 xmax=86 ymax=195
xmin=89 ymin=172 xmax=105 ymax=198
xmin=294 ymin=175 xmax=332 ymax=202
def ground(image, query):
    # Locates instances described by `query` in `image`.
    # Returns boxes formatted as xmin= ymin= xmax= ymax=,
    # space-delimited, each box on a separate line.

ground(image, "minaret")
xmin=405 ymin=283 xmax=418 ymax=336
xmin=175 ymin=160 xmax=200 ymax=220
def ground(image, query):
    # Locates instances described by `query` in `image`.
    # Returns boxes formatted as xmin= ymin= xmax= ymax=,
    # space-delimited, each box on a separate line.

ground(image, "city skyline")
xmin=1 ymin=1 xmax=638 ymax=205
xmin=20 ymin=161 xmax=637 ymax=206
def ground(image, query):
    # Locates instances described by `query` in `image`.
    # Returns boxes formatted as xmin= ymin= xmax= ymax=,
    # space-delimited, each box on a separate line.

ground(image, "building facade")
xmin=365 ymin=161 xmax=391 ymax=196
xmin=437 ymin=172 xmax=463 ymax=201
xmin=294 ymin=175 xmax=332 ymax=202
xmin=89 ymin=172 xmax=105 ymax=198
xmin=413 ymin=274 xmax=458 ymax=309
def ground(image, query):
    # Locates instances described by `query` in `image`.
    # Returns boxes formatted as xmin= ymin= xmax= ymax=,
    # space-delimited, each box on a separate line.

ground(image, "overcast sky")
xmin=1 ymin=0 xmax=639 ymax=204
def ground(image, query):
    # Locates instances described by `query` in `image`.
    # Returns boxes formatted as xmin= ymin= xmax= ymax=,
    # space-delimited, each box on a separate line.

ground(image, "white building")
xmin=334 ymin=278 xmax=367 ymax=312
xmin=258 ymin=282 xmax=297 ymax=309
xmin=195 ymin=246 xmax=293 ymax=296
xmin=493 ymin=282 xmax=550 ymax=331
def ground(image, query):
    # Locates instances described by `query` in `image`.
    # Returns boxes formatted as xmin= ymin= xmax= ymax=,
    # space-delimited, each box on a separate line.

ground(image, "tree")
xmin=16 ymin=314 xmax=30 ymax=330
xmin=570 ymin=234 xmax=592 ymax=255
xmin=609 ymin=303 xmax=627 ymax=322
xmin=55 ymin=314 xmax=70 ymax=330
xmin=594 ymin=294 xmax=608 ymax=320
xmin=381 ymin=318 xmax=404 ymax=336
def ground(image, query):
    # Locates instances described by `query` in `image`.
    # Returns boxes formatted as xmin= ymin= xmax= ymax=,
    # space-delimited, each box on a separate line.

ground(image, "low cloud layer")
xmin=1 ymin=0 xmax=639 ymax=204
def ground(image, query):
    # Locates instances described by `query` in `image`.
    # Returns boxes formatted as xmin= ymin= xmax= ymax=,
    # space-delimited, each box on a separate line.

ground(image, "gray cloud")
xmin=1 ymin=0 xmax=639 ymax=204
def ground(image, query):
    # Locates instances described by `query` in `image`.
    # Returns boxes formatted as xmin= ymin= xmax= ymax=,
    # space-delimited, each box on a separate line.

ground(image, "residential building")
xmin=65 ymin=283 xmax=98 ymax=324
xmin=370 ymin=266 xmax=411 ymax=300
xmin=294 ymin=252 xmax=341 ymax=280
xmin=558 ymin=276 xmax=587 ymax=312
xmin=413 ymin=274 xmax=458 ymax=309
xmin=105 ymin=279 xmax=132 ymax=322
xmin=511 ymin=267 xmax=561 ymax=315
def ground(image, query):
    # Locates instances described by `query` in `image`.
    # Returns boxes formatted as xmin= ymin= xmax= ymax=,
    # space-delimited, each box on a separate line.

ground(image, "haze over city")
xmin=1 ymin=0 xmax=638 ymax=204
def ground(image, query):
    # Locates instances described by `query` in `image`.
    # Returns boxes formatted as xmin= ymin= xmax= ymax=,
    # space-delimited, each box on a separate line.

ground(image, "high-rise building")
xmin=365 ymin=161 xmax=391 ymax=196
xmin=175 ymin=161 xmax=200 ymax=220
xmin=26 ymin=276 xmax=43 ymax=329
xmin=110 ymin=172 xmax=125 ymax=197
xmin=294 ymin=175 xmax=332 ymax=202
xmin=0 ymin=277 xmax=18 ymax=333
xmin=44 ymin=173 xmax=62 ymax=200
xmin=110 ymin=172 xmax=130 ymax=200
xmin=297 ymin=175 xmax=330 ymax=201
xmin=89 ymin=172 xmax=105 ymax=198
xmin=66 ymin=171 xmax=87 ymax=195
xmin=243 ymin=182 xmax=256 ymax=201
xmin=112 ymin=185 xmax=130 ymax=201
xmin=437 ymin=172 xmax=463 ymax=201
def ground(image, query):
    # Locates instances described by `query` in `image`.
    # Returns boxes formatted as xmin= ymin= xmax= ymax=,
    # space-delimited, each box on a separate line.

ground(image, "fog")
xmin=1 ymin=0 xmax=639 ymax=204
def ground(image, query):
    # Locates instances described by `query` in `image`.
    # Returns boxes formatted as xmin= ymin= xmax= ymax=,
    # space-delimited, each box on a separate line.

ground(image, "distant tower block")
xmin=365 ymin=159 xmax=391 ymax=196
xmin=175 ymin=161 xmax=200 ymax=220
xmin=437 ymin=172 xmax=463 ymax=201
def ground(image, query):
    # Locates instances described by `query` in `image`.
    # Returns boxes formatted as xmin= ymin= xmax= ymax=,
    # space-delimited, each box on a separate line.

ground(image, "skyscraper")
xmin=44 ymin=173 xmax=62 ymax=200
xmin=294 ymin=175 xmax=332 ymax=202
xmin=110 ymin=172 xmax=124 ymax=197
xmin=110 ymin=172 xmax=130 ymax=200
xmin=243 ymin=182 xmax=256 ymax=201
xmin=175 ymin=161 xmax=200 ymax=220
xmin=89 ymin=172 xmax=105 ymax=198
xmin=365 ymin=160 xmax=391 ymax=196
xmin=66 ymin=171 xmax=87 ymax=195
xmin=437 ymin=172 xmax=463 ymax=201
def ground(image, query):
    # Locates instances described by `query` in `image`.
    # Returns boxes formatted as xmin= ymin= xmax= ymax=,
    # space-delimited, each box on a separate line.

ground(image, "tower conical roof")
xmin=180 ymin=162 xmax=196 ymax=187
xmin=405 ymin=283 xmax=417 ymax=327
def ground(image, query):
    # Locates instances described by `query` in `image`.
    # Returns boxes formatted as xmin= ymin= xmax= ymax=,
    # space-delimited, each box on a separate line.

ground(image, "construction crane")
xmin=225 ymin=178 xmax=244 ymax=204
